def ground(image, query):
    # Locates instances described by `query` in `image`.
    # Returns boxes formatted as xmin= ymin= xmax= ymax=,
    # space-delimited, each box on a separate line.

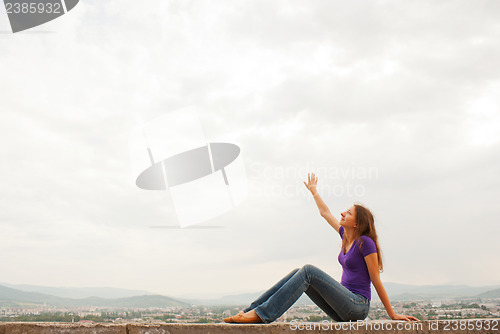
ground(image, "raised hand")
xmin=303 ymin=172 xmax=318 ymax=194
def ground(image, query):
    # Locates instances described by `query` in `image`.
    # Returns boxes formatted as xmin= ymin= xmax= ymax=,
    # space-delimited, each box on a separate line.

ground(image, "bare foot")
xmin=223 ymin=310 xmax=244 ymax=323
xmin=231 ymin=309 xmax=263 ymax=323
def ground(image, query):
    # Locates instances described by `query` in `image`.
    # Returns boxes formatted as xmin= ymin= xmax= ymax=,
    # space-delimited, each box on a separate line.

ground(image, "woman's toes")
xmin=223 ymin=310 xmax=244 ymax=323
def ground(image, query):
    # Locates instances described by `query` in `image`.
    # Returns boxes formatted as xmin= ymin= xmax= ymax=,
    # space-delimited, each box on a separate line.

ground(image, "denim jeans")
xmin=244 ymin=264 xmax=370 ymax=323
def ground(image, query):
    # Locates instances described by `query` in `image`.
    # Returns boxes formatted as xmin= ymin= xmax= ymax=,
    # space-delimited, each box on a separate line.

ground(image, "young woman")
xmin=224 ymin=173 xmax=418 ymax=324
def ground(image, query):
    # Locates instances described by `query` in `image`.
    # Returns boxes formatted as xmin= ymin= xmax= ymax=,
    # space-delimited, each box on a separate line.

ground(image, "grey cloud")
xmin=0 ymin=0 xmax=499 ymax=294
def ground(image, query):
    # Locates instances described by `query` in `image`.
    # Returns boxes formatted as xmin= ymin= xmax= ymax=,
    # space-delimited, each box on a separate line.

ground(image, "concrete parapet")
xmin=0 ymin=319 xmax=499 ymax=333
xmin=0 ymin=322 xmax=126 ymax=334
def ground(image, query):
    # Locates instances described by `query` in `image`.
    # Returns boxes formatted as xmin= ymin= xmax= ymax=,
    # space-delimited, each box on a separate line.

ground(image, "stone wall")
xmin=0 ymin=319 xmax=499 ymax=334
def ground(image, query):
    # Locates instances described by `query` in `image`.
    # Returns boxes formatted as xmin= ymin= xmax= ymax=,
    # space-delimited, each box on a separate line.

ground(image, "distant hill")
xmin=0 ymin=282 xmax=152 ymax=299
xmin=0 ymin=285 xmax=189 ymax=308
xmin=0 ymin=285 xmax=65 ymax=306
xmin=374 ymin=283 xmax=500 ymax=302
xmin=477 ymin=288 xmax=500 ymax=298
xmin=57 ymin=295 xmax=190 ymax=308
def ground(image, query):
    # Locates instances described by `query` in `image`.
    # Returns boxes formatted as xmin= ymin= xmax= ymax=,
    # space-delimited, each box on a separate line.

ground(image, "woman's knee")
xmin=300 ymin=264 xmax=321 ymax=276
xmin=301 ymin=263 xmax=318 ymax=271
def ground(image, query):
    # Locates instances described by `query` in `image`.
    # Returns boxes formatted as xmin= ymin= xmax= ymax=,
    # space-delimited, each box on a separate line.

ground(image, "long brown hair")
xmin=341 ymin=203 xmax=383 ymax=272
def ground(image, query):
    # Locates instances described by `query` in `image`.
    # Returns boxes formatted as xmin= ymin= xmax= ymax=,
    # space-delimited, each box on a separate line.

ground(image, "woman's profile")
xmin=224 ymin=172 xmax=418 ymax=324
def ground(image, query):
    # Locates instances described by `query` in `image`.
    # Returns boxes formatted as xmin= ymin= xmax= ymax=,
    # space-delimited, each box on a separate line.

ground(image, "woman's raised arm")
xmin=364 ymin=253 xmax=419 ymax=322
xmin=304 ymin=173 xmax=341 ymax=233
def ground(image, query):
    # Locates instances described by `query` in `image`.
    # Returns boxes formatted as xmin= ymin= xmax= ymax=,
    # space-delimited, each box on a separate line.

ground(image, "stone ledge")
xmin=0 ymin=319 xmax=498 ymax=334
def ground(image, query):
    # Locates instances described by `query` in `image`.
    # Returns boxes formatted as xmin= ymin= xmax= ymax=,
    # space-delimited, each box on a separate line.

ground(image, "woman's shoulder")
xmin=359 ymin=234 xmax=375 ymax=243
xmin=358 ymin=234 xmax=376 ymax=246
xmin=357 ymin=235 xmax=377 ymax=256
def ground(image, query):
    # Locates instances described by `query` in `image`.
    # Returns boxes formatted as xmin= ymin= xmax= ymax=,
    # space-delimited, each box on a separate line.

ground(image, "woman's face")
xmin=340 ymin=206 xmax=357 ymax=229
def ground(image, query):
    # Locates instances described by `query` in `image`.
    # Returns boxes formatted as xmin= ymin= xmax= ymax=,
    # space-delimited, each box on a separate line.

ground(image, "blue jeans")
xmin=244 ymin=264 xmax=370 ymax=323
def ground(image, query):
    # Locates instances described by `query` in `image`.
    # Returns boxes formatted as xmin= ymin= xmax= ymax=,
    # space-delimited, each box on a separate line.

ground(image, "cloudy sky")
xmin=1 ymin=0 xmax=499 ymax=300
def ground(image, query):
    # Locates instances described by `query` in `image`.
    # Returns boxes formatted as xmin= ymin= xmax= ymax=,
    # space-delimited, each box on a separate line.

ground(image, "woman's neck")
xmin=343 ymin=226 xmax=356 ymax=243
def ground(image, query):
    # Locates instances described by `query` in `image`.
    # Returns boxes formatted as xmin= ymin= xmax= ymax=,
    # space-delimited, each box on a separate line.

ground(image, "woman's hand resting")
xmin=391 ymin=313 xmax=420 ymax=321
xmin=303 ymin=172 xmax=318 ymax=194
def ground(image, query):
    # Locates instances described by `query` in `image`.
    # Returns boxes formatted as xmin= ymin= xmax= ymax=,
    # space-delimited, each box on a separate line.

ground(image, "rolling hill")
xmin=0 ymin=284 xmax=189 ymax=308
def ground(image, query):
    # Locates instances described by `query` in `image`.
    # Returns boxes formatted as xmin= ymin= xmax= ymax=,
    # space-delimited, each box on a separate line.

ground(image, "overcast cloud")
xmin=1 ymin=0 xmax=499 ymax=299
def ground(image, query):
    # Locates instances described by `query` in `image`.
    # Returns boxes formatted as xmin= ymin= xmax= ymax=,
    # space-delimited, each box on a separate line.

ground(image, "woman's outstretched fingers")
xmin=312 ymin=173 xmax=317 ymax=182
xmin=304 ymin=172 xmax=318 ymax=192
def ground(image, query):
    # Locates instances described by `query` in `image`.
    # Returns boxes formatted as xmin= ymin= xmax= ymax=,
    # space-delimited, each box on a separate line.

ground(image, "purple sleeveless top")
xmin=338 ymin=226 xmax=377 ymax=300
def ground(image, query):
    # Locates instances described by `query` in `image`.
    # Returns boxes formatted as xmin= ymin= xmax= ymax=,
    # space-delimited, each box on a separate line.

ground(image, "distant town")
xmin=1 ymin=282 xmax=499 ymax=323
xmin=1 ymin=297 xmax=499 ymax=323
